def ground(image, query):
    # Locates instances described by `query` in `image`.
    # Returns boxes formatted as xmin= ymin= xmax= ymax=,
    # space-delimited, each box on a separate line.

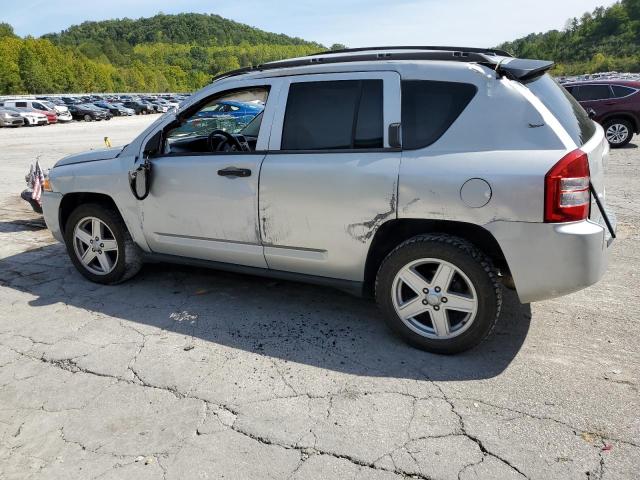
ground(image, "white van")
xmin=2 ymin=100 xmax=72 ymax=122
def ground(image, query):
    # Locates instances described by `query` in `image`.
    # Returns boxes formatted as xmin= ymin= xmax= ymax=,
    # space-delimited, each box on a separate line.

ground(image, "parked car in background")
xmin=563 ymin=80 xmax=640 ymax=147
xmin=39 ymin=100 xmax=72 ymax=120
xmin=61 ymin=97 xmax=81 ymax=106
xmin=94 ymin=101 xmax=129 ymax=116
xmin=3 ymin=106 xmax=48 ymax=126
xmin=0 ymin=108 xmax=25 ymax=127
xmin=111 ymin=103 xmax=136 ymax=116
xmin=1 ymin=100 xmax=62 ymax=124
xmin=121 ymin=100 xmax=154 ymax=115
xmin=67 ymin=104 xmax=110 ymax=121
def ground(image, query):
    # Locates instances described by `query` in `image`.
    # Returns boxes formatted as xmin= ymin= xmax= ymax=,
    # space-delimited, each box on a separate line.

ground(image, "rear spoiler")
xmin=494 ymin=58 xmax=555 ymax=83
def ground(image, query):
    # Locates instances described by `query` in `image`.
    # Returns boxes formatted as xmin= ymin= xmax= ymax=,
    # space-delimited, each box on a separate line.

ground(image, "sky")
xmin=1 ymin=0 xmax=619 ymax=47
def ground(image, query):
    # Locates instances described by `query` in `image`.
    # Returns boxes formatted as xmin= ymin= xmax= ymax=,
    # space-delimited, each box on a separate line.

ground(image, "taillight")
xmin=544 ymin=149 xmax=591 ymax=222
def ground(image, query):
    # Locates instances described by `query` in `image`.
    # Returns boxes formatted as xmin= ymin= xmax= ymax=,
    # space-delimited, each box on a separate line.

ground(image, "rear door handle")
xmin=217 ymin=167 xmax=251 ymax=177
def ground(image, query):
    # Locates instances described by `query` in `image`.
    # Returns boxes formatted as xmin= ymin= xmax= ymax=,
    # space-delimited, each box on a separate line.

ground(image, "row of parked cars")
xmin=0 ymin=94 xmax=190 ymax=128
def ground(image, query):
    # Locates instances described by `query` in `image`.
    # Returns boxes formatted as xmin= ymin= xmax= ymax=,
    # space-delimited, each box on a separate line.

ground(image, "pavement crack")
xmin=431 ymin=382 xmax=530 ymax=480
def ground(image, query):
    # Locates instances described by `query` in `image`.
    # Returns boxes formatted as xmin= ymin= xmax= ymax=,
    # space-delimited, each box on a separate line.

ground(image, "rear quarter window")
xmin=527 ymin=75 xmax=596 ymax=146
xmin=612 ymin=85 xmax=637 ymax=98
xmin=401 ymin=80 xmax=477 ymax=149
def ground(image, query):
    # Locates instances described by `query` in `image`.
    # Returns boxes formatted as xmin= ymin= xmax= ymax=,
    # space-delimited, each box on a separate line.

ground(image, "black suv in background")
xmin=121 ymin=100 xmax=154 ymax=115
xmin=563 ymin=80 xmax=640 ymax=147
xmin=67 ymin=104 xmax=111 ymax=122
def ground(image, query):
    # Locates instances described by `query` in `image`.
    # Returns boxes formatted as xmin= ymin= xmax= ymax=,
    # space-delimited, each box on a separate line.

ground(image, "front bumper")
xmin=42 ymin=192 xmax=64 ymax=243
xmin=486 ymin=219 xmax=615 ymax=303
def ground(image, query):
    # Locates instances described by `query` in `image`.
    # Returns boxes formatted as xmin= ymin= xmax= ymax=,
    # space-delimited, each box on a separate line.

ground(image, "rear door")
xmin=259 ymin=71 xmax=401 ymax=281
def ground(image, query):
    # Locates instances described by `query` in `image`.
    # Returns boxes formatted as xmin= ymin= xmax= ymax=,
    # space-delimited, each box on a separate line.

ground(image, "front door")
xmin=141 ymin=82 xmax=279 ymax=267
xmin=259 ymin=71 xmax=402 ymax=281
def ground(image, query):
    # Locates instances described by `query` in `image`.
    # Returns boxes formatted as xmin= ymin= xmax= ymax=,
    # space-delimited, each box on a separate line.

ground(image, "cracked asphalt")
xmin=0 ymin=116 xmax=639 ymax=479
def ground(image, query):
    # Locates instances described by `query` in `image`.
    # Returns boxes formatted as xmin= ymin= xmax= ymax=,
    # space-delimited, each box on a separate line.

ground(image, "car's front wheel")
xmin=83 ymin=114 xmax=92 ymax=122
xmin=375 ymin=234 xmax=502 ymax=354
xmin=64 ymin=204 xmax=143 ymax=284
xmin=604 ymin=118 xmax=633 ymax=148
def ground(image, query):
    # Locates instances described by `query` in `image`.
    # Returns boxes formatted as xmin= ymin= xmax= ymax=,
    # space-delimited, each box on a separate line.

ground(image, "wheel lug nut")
xmin=435 ymin=286 xmax=441 ymax=293
xmin=422 ymin=300 xmax=428 ymax=305
xmin=422 ymin=288 xmax=429 ymax=294
xmin=95 ymin=237 xmax=99 ymax=241
xmin=89 ymin=240 xmax=93 ymax=244
xmin=434 ymin=305 xmax=440 ymax=311
xmin=442 ymin=297 xmax=448 ymax=303
xmin=100 ymin=243 xmax=104 ymax=247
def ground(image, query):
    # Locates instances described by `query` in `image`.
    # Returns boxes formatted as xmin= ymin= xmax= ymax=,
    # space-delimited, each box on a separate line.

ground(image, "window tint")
xmin=281 ymin=80 xmax=383 ymax=150
xmin=15 ymin=102 xmax=27 ymax=108
xmin=401 ymin=80 xmax=477 ymax=149
xmin=527 ymin=75 xmax=596 ymax=146
xmin=612 ymin=85 xmax=636 ymax=98
xmin=574 ymin=84 xmax=612 ymax=101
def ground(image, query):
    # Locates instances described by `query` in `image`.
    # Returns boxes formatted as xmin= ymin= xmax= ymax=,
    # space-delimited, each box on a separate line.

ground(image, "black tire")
xmin=375 ymin=234 xmax=502 ymax=354
xmin=64 ymin=203 xmax=143 ymax=285
xmin=603 ymin=118 xmax=633 ymax=148
xmin=84 ymin=114 xmax=92 ymax=122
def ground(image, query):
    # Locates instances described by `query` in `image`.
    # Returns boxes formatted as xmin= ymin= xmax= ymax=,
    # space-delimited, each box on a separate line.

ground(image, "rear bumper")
xmin=42 ymin=192 xmax=64 ymax=243
xmin=486 ymin=218 xmax=614 ymax=303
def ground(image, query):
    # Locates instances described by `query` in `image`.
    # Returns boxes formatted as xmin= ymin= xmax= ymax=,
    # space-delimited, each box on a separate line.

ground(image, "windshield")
xmin=526 ymin=74 xmax=596 ymax=146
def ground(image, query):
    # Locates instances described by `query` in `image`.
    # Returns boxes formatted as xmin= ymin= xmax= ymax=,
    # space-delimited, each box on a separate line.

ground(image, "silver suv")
xmin=41 ymin=47 xmax=616 ymax=354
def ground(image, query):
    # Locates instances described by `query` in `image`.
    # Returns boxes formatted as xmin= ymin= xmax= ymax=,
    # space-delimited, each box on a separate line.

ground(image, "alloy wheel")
xmin=391 ymin=258 xmax=478 ymax=340
xmin=72 ymin=217 xmax=119 ymax=275
xmin=606 ymin=123 xmax=629 ymax=144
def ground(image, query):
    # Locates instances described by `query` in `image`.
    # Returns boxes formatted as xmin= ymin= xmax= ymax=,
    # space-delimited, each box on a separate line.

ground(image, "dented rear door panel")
xmin=259 ymin=71 xmax=401 ymax=281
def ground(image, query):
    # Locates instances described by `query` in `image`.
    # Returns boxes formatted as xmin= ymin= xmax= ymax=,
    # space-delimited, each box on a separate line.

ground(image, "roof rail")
xmin=310 ymin=46 xmax=513 ymax=57
xmin=211 ymin=48 xmax=553 ymax=84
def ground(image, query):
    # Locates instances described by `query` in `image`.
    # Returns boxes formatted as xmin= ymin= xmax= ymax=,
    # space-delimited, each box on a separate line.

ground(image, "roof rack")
xmin=309 ymin=46 xmax=513 ymax=58
xmin=211 ymin=47 xmax=552 ymax=84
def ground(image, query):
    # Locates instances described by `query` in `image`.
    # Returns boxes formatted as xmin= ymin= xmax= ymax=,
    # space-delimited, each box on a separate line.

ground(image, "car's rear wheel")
xmin=375 ymin=234 xmax=501 ymax=354
xmin=604 ymin=118 xmax=633 ymax=148
xmin=64 ymin=204 xmax=143 ymax=284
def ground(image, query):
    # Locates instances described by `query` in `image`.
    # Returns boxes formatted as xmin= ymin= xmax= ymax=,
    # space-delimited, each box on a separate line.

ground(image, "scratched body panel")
xmin=398 ymin=63 xmax=567 ymax=225
xmin=259 ymin=151 xmax=400 ymax=280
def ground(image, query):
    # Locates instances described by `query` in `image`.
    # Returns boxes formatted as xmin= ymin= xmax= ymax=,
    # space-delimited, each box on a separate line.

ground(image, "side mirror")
xmin=587 ymin=108 xmax=597 ymax=119
xmin=143 ymin=130 xmax=163 ymax=158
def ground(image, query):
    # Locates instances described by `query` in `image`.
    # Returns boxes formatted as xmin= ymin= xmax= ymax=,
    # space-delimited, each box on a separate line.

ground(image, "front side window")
xmin=401 ymin=80 xmax=477 ymax=149
xmin=164 ymin=87 xmax=268 ymax=154
xmin=281 ymin=80 xmax=383 ymax=150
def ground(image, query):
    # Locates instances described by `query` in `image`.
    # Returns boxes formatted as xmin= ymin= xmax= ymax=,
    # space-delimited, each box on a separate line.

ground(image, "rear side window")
xmin=612 ymin=85 xmax=636 ymax=98
xmin=527 ymin=75 xmax=596 ymax=146
xmin=15 ymin=102 xmax=27 ymax=108
xmin=573 ymin=84 xmax=612 ymax=101
xmin=401 ymin=80 xmax=477 ymax=149
xmin=282 ymin=80 xmax=383 ymax=150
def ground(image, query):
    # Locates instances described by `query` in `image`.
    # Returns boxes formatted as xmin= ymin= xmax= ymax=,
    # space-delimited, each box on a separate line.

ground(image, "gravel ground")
xmin=0 ymin=116 xmax=638 ymax=480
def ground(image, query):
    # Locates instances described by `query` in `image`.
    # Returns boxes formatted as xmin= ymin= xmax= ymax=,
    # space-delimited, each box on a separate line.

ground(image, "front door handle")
xmin=217 ymin=167 xmax=251 ymax=177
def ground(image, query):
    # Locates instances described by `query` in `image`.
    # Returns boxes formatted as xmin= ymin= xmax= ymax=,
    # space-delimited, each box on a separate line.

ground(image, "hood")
xmin=54 ymin=146 xmax=124 ymax=168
